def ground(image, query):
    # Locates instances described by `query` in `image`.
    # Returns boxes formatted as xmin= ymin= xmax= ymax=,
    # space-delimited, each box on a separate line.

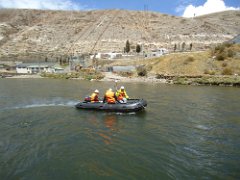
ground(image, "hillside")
xmin=106 ymin=43 xmax=240 ymax=76
xmin=0 ymin=9 xmax=240 ymax=62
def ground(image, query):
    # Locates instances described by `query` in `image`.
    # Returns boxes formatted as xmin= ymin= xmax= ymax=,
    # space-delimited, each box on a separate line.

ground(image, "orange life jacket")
xmin=90 ymin=92 xmax=99 ymax=102
xmin=117 ymin=91 xmax=124 ymax=100
xmin=116 ymin=89 xmax=129 ymax=100
xmin=105 ymin=90 xmax=116 ymax=104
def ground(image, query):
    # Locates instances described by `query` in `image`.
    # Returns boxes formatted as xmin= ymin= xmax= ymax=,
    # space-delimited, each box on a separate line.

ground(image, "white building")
xmin=16 ymin=63 xmax=64 ymax=74
xmin=145 ymin=48 xmax=169 ymax=58
xmin=90 ymin=52 xmax=122 ymax=60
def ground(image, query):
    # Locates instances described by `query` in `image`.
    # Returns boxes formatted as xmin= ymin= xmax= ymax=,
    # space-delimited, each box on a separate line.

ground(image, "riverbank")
xmin=99 ymin=72 xmax=167 ymax=83
xmin=101 ymin=72 xmax=240 ymax=86
xmin=2 ymin=72 xmax=240 ymax=87
xmin=160 ymin=74 xmax=240 ymax=86
xmin=5 ymin=74 xmax=44 ymax=79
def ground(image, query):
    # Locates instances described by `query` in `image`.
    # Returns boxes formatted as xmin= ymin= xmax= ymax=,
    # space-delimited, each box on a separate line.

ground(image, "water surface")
xmin=0 ymin=79 xmax=240 ymax=179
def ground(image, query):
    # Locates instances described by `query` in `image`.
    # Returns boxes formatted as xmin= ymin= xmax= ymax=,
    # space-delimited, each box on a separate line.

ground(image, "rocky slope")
xmin=0 ymin=9 xmax=239 ymax=62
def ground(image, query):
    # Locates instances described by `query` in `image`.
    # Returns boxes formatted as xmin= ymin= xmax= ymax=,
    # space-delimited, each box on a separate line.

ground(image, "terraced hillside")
xmin=0 ymin=9 xmax=239 ymax=62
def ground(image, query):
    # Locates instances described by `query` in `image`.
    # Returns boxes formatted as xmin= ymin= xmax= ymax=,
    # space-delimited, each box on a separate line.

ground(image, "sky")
xmin=0 ymin=0 xmax=239 ymax=17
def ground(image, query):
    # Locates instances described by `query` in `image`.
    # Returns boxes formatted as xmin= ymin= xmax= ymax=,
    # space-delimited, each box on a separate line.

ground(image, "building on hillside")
xmin=90 ymin=52 xmax=123 ymax=60
xmin=145 ymin=48 xmax=169 ymax=58
xmin=16 ymin=62 xmax=64 ymax=74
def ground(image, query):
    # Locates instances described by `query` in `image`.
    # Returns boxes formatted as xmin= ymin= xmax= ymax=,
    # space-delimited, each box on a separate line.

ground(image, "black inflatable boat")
xmin=75 ymin=99 xmax=147 ymax=112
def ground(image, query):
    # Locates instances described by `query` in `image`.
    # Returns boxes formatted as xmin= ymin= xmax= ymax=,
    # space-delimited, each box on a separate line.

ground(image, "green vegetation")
xmin=216 ymin=54 xmax=225 ymax=61
xmin=174 ymin=44 xmax=177 ymax=52
xmin=181 ymin=42 xmax=186 ymax=51
xmin=136 ymin=66 xmax=147 ymax=77
xmin=189 ymin=43 xmax=193 ymax=51
xmin=41 ymin=69 xmax=104 ymax=80
xmin=183 ymin=56 xmax=195 ymax=65
xmin=222 ymin=68 xmax=233 ymax=75
xmin=136 ymin=44 xmax=141 ymax=53
xmin=125 ymin=40 xmax=130 ymax=53
xmin=211 ymin=43 xmax=236 ymax=61
xmin=222 ymin=62 xmax=228 ymax=67
xmin=172 ymin=75 xmax=240 ymax=86
xmin=116 ymin=71 xmax=134 ymax=77
xmin=204 ymin=69 xmax=216 ymax=75
xmin=227 ymin=49 xmax=235 ymax=58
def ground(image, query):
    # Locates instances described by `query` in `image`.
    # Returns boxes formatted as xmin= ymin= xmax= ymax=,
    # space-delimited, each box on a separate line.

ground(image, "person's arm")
xmin=115 ymin=90 xmax=119 ymax=97
xmin=125 ymin=91 xmax=129 ymax=99
xmin=114 ymin=93 xmax=118 ymax=100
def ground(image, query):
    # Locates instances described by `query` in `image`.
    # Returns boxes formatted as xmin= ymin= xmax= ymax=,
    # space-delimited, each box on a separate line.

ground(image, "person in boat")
xmin=115 ymin=86 xmax=129 ymax=103
xmin=103 ymin=88 xmax=117 ymax=104
xmin=90 ymin=89 xmax=100 ymax=102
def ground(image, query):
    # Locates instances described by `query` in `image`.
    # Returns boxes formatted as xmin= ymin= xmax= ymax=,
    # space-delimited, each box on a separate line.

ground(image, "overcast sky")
xmin=0 ymin=0 xmax=239 ymax=17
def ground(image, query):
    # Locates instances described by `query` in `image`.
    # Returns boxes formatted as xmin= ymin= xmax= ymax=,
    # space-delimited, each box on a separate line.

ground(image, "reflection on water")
xmin=99 ymin=115 xmax=118 ymax=145
xmin=87 ymin=114 xmax=119 ymax=145
xmin=0 ymin=79 xmax=240 ymax=179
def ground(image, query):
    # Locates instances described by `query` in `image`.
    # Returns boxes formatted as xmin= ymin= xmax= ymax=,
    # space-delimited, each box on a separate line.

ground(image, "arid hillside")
xmin=0 ymin=9 xmax=239 ymax=61
xmin=106 ymin=43 xmax=240 ymax=76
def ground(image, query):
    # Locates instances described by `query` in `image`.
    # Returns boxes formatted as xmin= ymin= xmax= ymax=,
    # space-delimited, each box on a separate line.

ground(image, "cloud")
xmin=0 ymin=0 xmax=87 ymax=10
xmin=182 ymin=0 xmax=240 ymax=17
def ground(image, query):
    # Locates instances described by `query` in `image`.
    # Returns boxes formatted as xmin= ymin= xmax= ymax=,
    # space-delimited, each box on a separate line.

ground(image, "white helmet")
xmin=94 ymin=89 xmax=99 ymax=93
xmin=120 ymin=86 xmax=125 ymax=89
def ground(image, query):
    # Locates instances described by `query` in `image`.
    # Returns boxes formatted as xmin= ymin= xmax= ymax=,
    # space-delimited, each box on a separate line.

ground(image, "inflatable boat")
xmin=75 ymin=99 xmax=147 ymax=112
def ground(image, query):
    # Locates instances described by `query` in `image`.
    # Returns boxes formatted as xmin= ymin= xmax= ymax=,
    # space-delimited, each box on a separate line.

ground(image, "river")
xmin=0 ymin=79 xmax=239 ymax=179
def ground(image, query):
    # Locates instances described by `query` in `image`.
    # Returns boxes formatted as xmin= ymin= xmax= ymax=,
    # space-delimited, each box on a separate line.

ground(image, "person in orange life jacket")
xmin=115 ymin=86 xmax=129 ymax=103
xmin=90 ymin=89 xmax=100 ymax=102
xmin=103 ymin=88 xmax=117 ymax=104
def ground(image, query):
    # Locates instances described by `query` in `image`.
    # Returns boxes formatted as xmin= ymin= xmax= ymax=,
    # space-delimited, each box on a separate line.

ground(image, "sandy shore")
xmin=99 ymin=72 xmax=167 ymax=83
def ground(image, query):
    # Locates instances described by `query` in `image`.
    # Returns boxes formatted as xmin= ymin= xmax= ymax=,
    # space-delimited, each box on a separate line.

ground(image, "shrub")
xmin=227 ymin=49 xmax=235 ymax=57
xmin=224 ymin=43 xmax=232 ymax=48
xmin=136 ymin=44 xmax=141 ymax=53
xmin=180 ymin=19 xmax=187 ymax=23
xmin=222 ymin=62 xmax=228 ymax=67
xmin=146 ymin=65 xmax=153 ymax=71
xmin=125 ymin=40 xmax=130 ymax=53
xmin=184 ymin=56 xmax=195 ymax=65
xmin=214 ymin=44 xmax=225 ymax=53
xmin=137 ymin=66 xmax=147 ymax=77
xmin=222 ymin=68 xmax=233 ymax=75
xmin=204 ymin=69 xmax=215 ymax=75
xmin=156 ymin=74 xmax=165 ymax=79
xmin=216 ymin=54 xmax=225 ymax=61
xmin=117 ymin=71 xmax=133 ymax=77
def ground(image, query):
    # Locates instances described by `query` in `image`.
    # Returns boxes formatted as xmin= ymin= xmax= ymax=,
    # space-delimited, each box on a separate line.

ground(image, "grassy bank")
xmin=41 ymin=69 xmax=104 ymax=80
xmin=169 ymin=75 xmax=240 ymax=86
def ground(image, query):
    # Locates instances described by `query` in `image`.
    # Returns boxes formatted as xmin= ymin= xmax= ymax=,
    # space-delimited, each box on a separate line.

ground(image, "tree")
xmin=174 ymin=43 xmax=177 ymax=52
xmin=136 ymin=44 xmax=141 ymax=53
xmin=125 ymin=40 xmax=130 ymax=53
xmin=181 ymin=42 xmax=186 ymax=51
xmin=189 ymin=43 xmax=193 ymax=51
